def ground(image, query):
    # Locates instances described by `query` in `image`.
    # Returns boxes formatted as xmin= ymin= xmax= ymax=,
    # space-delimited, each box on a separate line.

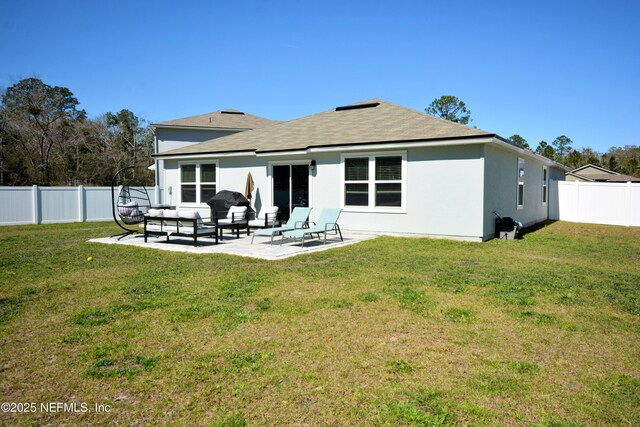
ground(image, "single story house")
xmin=152 ymin=99 xmax=566 ymax=241
xmin=565 ymin=164 xmax=640 ymax=183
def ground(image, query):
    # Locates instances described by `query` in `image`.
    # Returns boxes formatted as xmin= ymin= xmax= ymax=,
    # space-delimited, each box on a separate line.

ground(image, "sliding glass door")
xmin=273 ymin=164 xmax=309 ymax=221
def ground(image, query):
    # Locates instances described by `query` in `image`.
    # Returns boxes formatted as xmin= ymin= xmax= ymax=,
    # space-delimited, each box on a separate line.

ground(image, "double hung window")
xmin=343 ymin=153 xmax=405 ymax=210
xmin=180 ymin=162 xmax=217 ymax=204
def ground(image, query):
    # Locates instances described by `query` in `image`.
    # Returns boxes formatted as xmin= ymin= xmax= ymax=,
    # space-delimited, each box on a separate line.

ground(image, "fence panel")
xmin=40 ymin=187 xmax=80 ymax=224
xmin=84 ymin=187 xmax=117 ymax=222
xmin=0 ymin=187 xmax=34 ymax=225
xmin=550 ymin=180 xmax=640 ymax=227
xmin=0 ymin=186 xmax=162 ymax=226
xmin=631 ymin=185 xmax=640 ymax=226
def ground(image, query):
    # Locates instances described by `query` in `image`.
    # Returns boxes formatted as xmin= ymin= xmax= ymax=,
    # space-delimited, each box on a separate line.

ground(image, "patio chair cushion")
xmin=145 ymin=209 xmax=164 ymax=225
xmin=147 ymin=208 xmax=164 ymax=217
xmin=164 ymin=225 xmax=217 ymax=235
xmin=118 ymin=201 xmax=144 ymax=224
xmin=177 ymin=210 xmax=204 ymax=226
xmin=248 ymin=206 xmax=279 ymax=228
xmin=218 ymin=206 xmax=247 ymax=224
xmin=146 ymin=224 xmax=164 ymax=232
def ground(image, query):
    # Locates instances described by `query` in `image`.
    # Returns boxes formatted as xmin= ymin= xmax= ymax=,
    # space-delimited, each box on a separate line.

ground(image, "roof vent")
xmin=221 ymin=110 xmax=245 ymax=115
xmin=335 ymin=102 xmax=380 ymax=112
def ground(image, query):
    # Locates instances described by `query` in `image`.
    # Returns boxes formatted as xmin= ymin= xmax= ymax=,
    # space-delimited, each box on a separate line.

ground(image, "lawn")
xmin=0 ymin=221 xmax=639 ymax=426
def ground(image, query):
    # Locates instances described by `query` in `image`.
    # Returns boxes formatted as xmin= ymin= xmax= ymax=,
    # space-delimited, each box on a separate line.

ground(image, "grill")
xmin=206 ymin=190 xmax=251 ymax=220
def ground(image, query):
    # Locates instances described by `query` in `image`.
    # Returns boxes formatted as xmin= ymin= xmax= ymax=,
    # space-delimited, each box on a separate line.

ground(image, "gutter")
xmin=151 ymin=124 xmax=253 ymax=132
xmin=491 ymin=137 xmax=570 ymax=171
xmin=152 ymin=135 xmax=570 ymax=171
xmin=153 ymin=150 xmax=256 ymax=160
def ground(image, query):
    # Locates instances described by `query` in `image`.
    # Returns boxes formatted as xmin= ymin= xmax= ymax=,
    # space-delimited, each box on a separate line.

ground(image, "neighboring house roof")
xmin=570 ymin=163 xmax=618 ymax=176
xmin=567 ymin=164 xmax=640 ymax=182
xmin=155 ymin=99 xmax=494 ymax=156
xmin=152 ymin=109 xmax=276 ymax=130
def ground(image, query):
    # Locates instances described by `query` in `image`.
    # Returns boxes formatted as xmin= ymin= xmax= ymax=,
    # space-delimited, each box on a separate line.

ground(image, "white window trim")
xmin=542 ymin=165 xmax=548 ymax=206
xmin=340 ymin=151 xmax=407 ymax=213
xmin=517 ymin=157 xmax=525 ymax=210
xmin=178 ymin=160 xmax=219 ymax=207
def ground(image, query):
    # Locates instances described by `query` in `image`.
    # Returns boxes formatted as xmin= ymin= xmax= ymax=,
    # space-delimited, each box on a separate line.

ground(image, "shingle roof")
xmin=155 ymin=99 xmax=494 ymax=156
xmin=583 ymin=173 xmax=640 ymax=182
xmin=570 ymin=163 xmax=618 ymax=175
xmin=152 ymin=109 xmax=276 ymax=130
xmin=568 ymin=164 xmax=640 ymax=182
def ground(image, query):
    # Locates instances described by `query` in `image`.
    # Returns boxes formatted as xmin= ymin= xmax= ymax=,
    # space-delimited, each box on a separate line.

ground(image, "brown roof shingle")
xmin=153 ymin=109 xmax=276 ymax=130
xmin=156 ymin=99 xmax=493 ymax=156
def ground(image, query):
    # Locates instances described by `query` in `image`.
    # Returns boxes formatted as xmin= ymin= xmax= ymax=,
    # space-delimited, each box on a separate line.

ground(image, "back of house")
xmin=152 ymin=99 xmax=566 ymax=241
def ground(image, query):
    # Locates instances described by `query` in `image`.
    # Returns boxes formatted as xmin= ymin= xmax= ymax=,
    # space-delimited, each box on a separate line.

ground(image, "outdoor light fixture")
xmin=309 ymin=160 xmax=317 ymax=172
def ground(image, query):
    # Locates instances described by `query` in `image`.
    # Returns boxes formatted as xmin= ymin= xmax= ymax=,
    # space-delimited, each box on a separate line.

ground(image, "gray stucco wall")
xmin=163 ymin=144 xmax=487 ymax=240
xmin=482 ymin=144 xmax=564 ymax=240
xmin=155 ymin=127 xmax=242 ymax=190
xmin=156 ymin=128 xmax=240 ymax=153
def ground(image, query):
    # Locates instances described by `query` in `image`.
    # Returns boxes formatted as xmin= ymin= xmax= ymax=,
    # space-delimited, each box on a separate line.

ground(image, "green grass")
xmin=0 ymin=220 xmax=639 ymax=425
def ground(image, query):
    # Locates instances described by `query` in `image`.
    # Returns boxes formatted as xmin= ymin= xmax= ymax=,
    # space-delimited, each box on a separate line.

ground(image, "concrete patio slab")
xmin=88 ymin=231 xmax=377 ymax=260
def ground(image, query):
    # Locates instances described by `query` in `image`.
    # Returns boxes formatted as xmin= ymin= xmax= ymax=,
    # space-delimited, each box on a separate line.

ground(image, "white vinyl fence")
xmin=549 ymin=180 xmax=640 ymax=227
xmin=0 ymin=186 xmax=162 ymax=226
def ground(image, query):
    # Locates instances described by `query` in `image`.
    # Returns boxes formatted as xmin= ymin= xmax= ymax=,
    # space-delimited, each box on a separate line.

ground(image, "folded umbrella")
xmin=244 ymin=172 xmax=255 ymax=200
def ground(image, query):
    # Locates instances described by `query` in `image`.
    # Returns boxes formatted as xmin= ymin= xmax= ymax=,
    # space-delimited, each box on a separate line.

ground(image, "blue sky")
xmin=1 ymin=0 xmax=638 ymax=153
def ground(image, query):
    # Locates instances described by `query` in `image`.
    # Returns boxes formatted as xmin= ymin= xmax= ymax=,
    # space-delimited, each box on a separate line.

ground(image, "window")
xmin=542 ymin=166 xmax=548 ymax=206
xmin=200 ymin=164 xmax=217 ymax=203
xmin=181 ymin=164 xmax=196 ymax=203
xmin=375 ymin=156 xmax=402 ymax=207
xmin=344 ymin=158 xmax=369 ymax=206
xmin=180 ymin=162 xmax=217 ymax=204
xmin=517 ymin=158 xmax=525 ymax=209
xmin=342 ymin=153 xmax=405 ymax=210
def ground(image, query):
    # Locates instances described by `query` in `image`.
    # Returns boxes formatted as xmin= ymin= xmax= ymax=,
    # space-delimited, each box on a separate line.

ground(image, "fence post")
xmin=573 ymin=180 xmax=580 ymax=223
xmin=32 ymin=185 xmax=39 ymax=224
xmin=627 ymin=181 xmax=632 ymax=227
xmin=78 ymin=185 xmax=85 ymax=222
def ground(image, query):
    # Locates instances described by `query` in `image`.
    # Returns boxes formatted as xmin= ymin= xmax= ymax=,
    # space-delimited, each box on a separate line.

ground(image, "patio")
xmin=89 ymin=230 xmax=377 ymax=260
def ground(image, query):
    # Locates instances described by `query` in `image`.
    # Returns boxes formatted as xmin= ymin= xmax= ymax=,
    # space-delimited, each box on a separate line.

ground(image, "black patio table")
xmin=143 ymin=216 xmax=219 ymax=247
xmin=206 ymin=219 xmax=248 ymax=239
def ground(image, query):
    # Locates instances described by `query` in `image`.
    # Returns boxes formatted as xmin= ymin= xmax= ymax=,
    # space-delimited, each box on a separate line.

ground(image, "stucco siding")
xmin=156 ymin=128 xmax=240 ymax=153
xmin=155 ymin=128 xmax=243 ymax=191
xmin=163 ymin=144 xmax=486 ymax=240
xmin=482 ymin=144 xmax=564 ymax=239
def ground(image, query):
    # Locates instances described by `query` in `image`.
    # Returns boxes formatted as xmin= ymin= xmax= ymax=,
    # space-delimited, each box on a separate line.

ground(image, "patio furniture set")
xmin=112 ymin=173 xmax=343 ymax=249
xmin=142 ymin=206 xmax=343 ymax=248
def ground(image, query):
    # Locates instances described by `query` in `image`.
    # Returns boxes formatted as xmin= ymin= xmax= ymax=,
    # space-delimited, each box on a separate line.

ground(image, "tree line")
xmin=0 ymin=78 xmax=154 ymax=186
xmin=2 ymin=85 xmax=638 ymax=186
xmin=426 ymin=96 xmax=640 ymax=176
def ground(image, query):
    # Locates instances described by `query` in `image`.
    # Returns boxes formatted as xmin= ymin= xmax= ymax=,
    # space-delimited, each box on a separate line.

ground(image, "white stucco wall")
xmin=163 ymin=144 xmax=487 ymax=240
